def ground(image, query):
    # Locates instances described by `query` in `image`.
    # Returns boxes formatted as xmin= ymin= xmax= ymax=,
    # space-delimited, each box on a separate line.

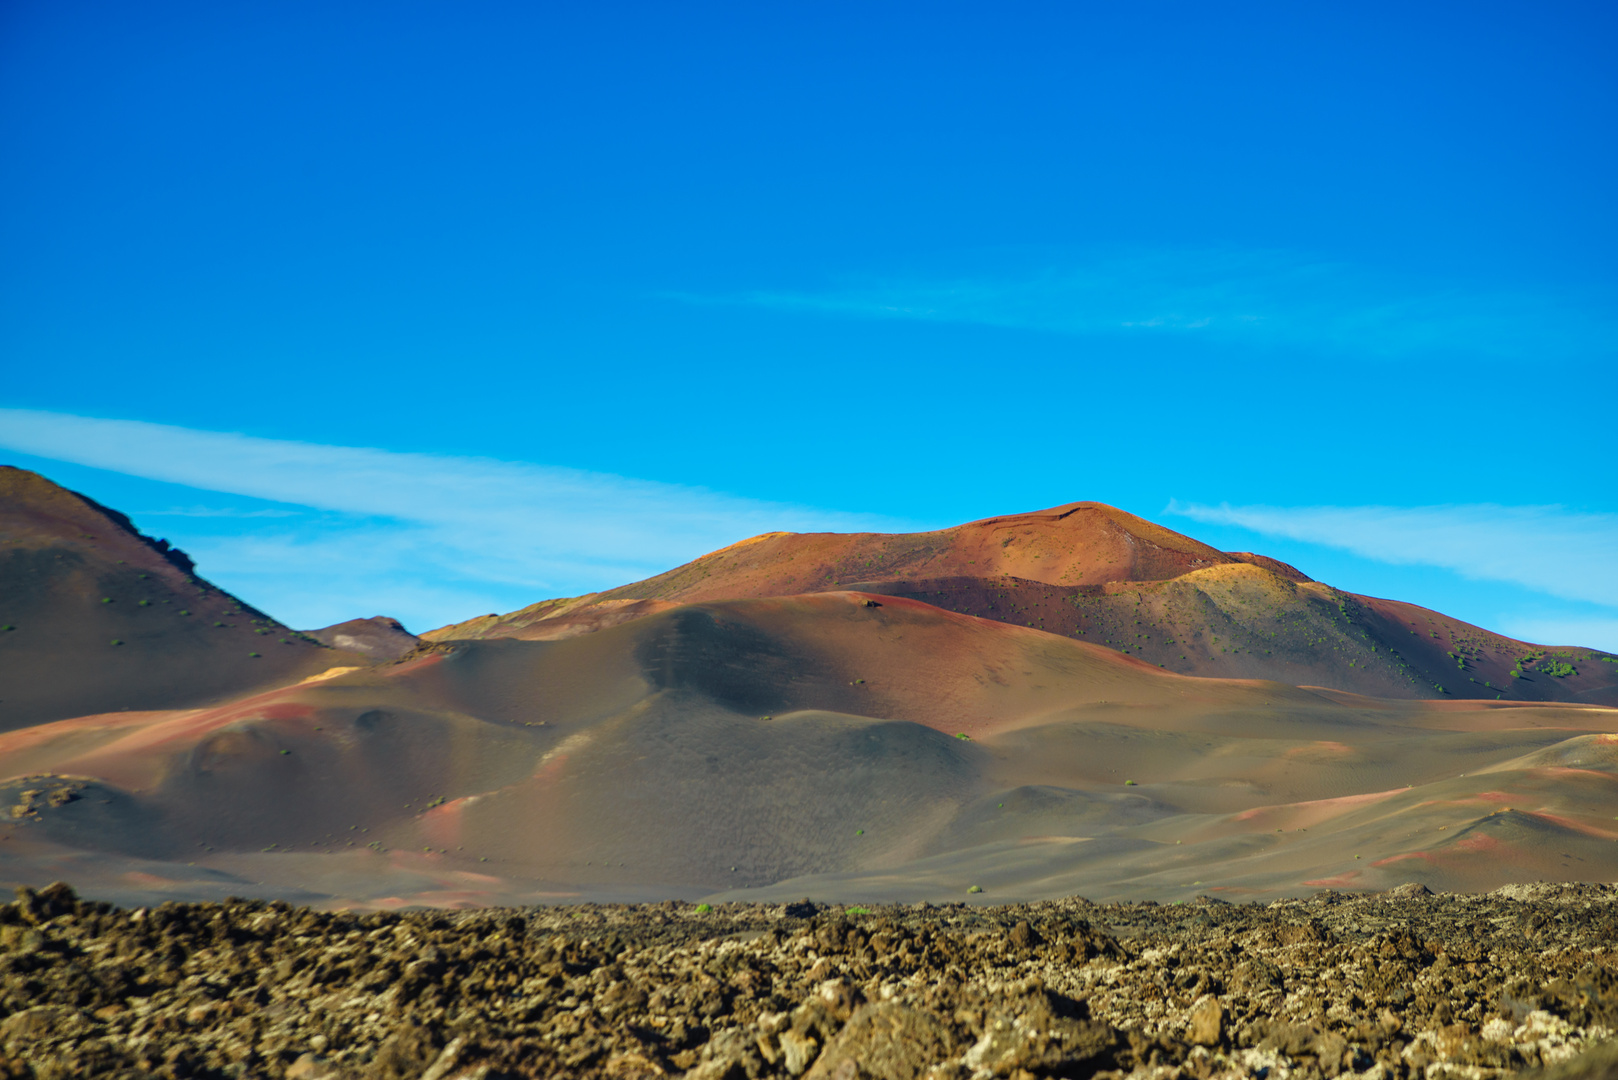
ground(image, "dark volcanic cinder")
xmin=3 ymin=882 xmax=1617 ymax=1079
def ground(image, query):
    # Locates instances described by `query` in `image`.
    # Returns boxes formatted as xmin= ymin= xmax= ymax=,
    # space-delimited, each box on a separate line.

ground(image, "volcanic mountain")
xmin=0 ymin=467 xmax=369 ymax=729
xmin=3 ymin=474 xmax=1617 ymax=911
xmin=427 ymin=502 xmax=1617 ymax=705
xmin=7 ymin=590 xmax=1618 ymax=910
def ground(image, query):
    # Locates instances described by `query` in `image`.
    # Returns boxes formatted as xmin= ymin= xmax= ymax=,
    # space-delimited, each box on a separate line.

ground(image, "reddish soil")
xmin=425 ymin=503 xmax=1616 ymax=705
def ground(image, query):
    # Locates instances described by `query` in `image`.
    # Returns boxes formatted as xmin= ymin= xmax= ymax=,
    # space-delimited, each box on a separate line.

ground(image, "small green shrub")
xmin=694 ymin=903 xmax=712 ymax=914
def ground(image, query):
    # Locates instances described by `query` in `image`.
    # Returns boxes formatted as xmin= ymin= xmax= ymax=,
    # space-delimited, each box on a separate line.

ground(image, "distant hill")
xmin=4 ymin=479 xmax=1617 ymax=908
xmin=0 ymin=466 xmax=365 ymax=728
xmin=306 ymin=615 xmax=420 ymax=661
xmin=7 ymin=590 xmax=1618 ymax=908
xmin=427 ymin=502 xmax=1618 ymax=704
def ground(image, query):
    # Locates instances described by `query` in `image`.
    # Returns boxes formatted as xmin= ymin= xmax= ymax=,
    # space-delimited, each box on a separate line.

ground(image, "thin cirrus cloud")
xmin=678 ymin=248 xmax=1618 ymax=360
xmin=0 ymin=408 xmax=920 ymax=629
xmin=1165 ymin=499 xmax=1618 ymax=610
xmin=142 ymin=506 xmax=302 ymax=518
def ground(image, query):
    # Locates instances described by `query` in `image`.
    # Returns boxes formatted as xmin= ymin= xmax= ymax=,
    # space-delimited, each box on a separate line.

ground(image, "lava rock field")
xmin=2 ymin=882 xmax=1616 ymax=1079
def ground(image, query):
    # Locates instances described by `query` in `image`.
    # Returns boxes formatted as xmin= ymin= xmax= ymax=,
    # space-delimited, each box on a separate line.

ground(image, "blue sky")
xmin=2 ymin=1 xmax=1615 ymax=644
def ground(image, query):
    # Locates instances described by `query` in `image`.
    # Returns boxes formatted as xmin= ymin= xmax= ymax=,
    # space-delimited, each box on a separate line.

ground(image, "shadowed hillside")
xmin=427 ymin=502 xmax=1618 ymax=704
xmin=4 ymin=479 xmax=1616 ymax=910
xmin=0 ymin=467 xmax=366 ymax=729
xmin=6 ymin=591 xmax=1617 ymax=909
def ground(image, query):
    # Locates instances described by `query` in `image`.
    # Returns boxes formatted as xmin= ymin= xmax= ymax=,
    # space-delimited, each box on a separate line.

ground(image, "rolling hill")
xmin=0 ymin=467 xmax=369 ymax=729
xmin=427 ymin=502 xmax=1618 ymax=705
xmin=3 ymin=474 xmax=1616 ymax=910
xmin=5 ymin=590 xmax=1617 ymax=909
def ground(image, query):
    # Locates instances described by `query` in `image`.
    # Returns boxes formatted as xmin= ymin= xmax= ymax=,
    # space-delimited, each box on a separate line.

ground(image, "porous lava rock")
xmin=2 ymin=882 xmax=1616 ymax=1078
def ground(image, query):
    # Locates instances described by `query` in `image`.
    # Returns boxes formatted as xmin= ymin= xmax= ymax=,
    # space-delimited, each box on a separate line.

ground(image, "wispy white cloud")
xmin=1165 ymin=500 xmax=1618 ymax=609
xmin=139 ymin=506 xmax=303 ymax=518
xmin=0 ymin=408 xmax=921 ymax=629
xmin=677 ymin=248 xmax=1618 ymax=359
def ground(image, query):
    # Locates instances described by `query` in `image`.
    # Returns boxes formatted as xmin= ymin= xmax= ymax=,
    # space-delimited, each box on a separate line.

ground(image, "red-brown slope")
xmin=0 ymin=592 xmax=1341 ymax=900
xmin=424 ymin=502 xmax=1616 ymax=704
xmin=593 ymin=501 xmax=1299 ymax=599
xmin=849 ymin=570 xmax=1617 ymax=703
xmin=0 ymin=466 xmax=366 ymax=728
xmin=426 ymin=502 xmax=1305 ymax=640
xmin=8 ymin=590 xmax=1617 ymax=906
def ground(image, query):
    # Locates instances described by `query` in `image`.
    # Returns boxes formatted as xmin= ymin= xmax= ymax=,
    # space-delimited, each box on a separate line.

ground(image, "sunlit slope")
xmin=722 ymin=713 xmax=1618 ymax=904
xmin=426 ymin=501 xmax=1617 ymax=703
xmin=6 ymin=591 xmax=1616 ymax=908
xmin=0 ymin=467 xmax=365 ymax=729
xmin=850 ymin=565 xmax=1617 ymax=703
xmin=0 ymin=592 xmax=1331 ymax=903
xmin=424 ymin=502 xmax=1289 ymax=641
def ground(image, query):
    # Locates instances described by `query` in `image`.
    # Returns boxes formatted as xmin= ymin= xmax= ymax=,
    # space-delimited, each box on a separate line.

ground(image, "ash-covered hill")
xmin=0 ymin=467 xmax=365 ymax=728
xmin=7 ymin=590 xmax=1617 ymax=910
xmin=4 ymin=476 xmax=1616 ymax=911
xmin=426 ymin=501 xmax=1617 ymax=704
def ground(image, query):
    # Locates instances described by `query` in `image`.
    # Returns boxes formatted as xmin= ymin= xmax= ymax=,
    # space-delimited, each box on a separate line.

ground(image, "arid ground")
xmin=5 ymin=467 xmax=1618 ymax=1077
xmin=3 ymin=467 xmax=1617 ymax=911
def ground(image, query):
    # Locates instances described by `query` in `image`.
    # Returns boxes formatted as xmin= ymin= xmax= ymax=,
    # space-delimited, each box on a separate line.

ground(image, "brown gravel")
xmin=3 ymin=882 xmax=1617 ymax=1079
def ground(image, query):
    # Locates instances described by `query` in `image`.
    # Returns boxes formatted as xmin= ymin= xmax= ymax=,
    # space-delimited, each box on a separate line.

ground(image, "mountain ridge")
xmin=425 ymin=500 xmax=1617 ymax=705
xmin=3 ymin=473 xmax=1617 ymax=908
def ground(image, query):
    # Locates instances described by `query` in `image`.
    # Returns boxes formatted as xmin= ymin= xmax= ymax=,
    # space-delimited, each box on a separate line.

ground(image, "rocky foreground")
xmin=2 ymin=883 xmax=1617 ymax=1080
